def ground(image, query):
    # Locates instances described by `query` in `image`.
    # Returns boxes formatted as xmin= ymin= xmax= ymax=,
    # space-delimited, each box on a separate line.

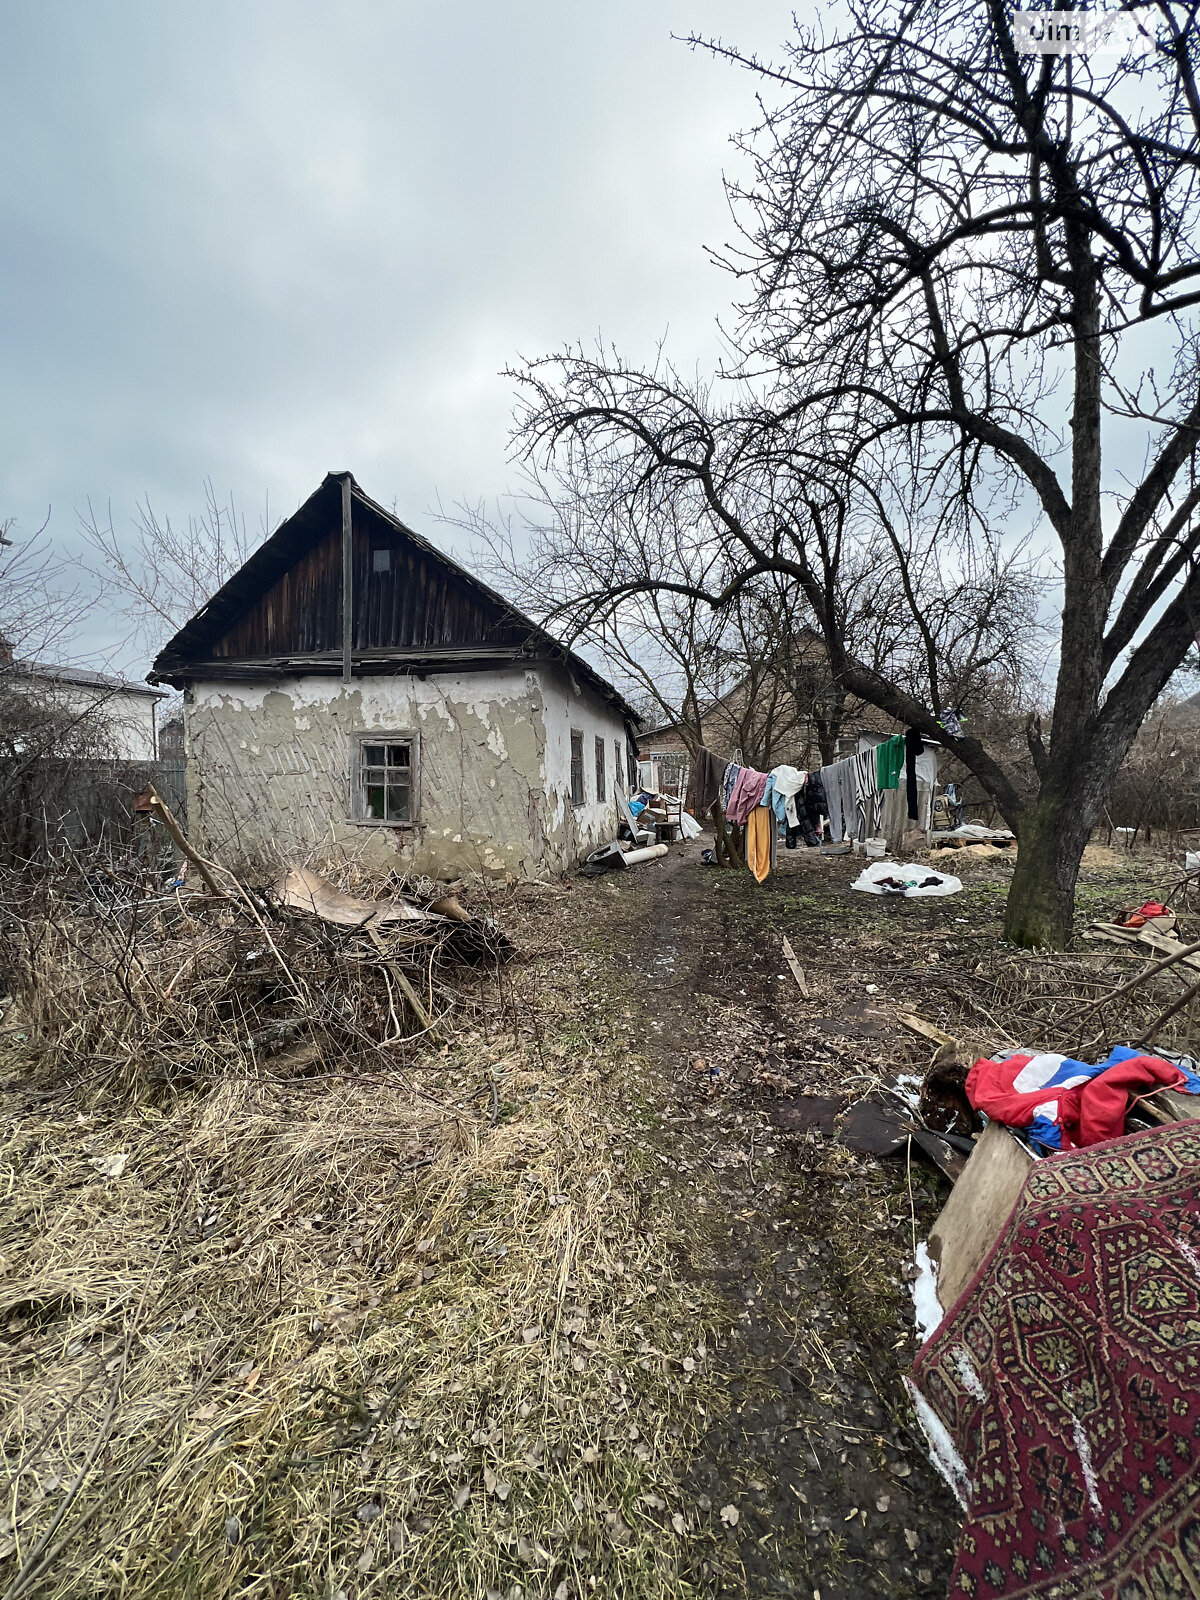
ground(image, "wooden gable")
xmin=207 ymin=497 xmax=527 ymax=660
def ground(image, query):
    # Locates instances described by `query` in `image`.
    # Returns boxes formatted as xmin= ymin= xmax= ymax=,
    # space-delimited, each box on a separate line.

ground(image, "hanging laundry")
xmin=820 ymin=758 xmax=857 ymax=842
xmin=765 ymin=765 xmax=807 ymax=829
xmin=726 ymin=766 xmax=770 ymax=825
xmin=904 ymin=729 xmax=924 ymax=821
xmin=744 ymin=807 xmax=772 ymax=883
xmin=720 ymin=762 xmax=741 ymax=812
xmin=851 ymin=746 xmax=879 ymax=839
xmin=798 ymin=770 xmax=828 ymax=846
xmin=686 ymin=747 xmax=727 ymax=820
xmin=967 ymin=1045 xmax=1200 ymax=1152
xmin=876 ymin=734 xmax=905 ymax=791
xmin=937 ymin=709 xmax=964 ymax=738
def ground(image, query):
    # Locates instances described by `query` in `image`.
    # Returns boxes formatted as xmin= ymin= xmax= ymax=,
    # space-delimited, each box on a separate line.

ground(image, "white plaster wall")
xmin=187 ymin=667 xmax=553 ymax=879
xmin=537 ymin=662 xmax=630 ymax=866
xmin=13 ymin=678 xmax=161 ymax=762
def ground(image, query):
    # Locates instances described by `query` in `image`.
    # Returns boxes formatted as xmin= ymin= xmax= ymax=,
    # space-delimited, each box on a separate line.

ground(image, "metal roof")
xmin=9 ymin=658 xmax=166 ymax=699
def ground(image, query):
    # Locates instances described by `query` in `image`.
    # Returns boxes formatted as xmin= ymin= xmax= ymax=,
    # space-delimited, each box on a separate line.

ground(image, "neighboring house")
xmin=1 ymin=647 xmax=165 ymax=762
xmin=636 ymin=663 xmax=895 ymax=789
xmin=149 ymin=472 xmax=640 ymax=880
xmin=158 ymin=713 xmax=185 ymax=758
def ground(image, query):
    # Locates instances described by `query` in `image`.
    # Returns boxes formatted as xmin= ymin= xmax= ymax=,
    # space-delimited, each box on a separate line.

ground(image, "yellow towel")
xmin=745 ymin=807 xmax=771 ymax=883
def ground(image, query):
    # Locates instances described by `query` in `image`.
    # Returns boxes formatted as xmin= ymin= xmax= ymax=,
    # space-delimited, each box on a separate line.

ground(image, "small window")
xmin=570 ymin=730 xmax=585 ymax=806
xmin=613 ymin=739 xmax=624 ymax=791
xmin=372 ymin=547 xmax=391 ymax=574
xmin=355 ymin=733 xmax=416 ymax=823
xmin=595 ymin=735 xmax=606 ymax=802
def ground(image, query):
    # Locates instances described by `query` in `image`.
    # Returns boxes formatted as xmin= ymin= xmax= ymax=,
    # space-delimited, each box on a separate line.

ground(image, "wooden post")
xmin=341 ymin=474 xmax=353 ymax=684
xmin=133 ymin=785 xmax=227 ymax=899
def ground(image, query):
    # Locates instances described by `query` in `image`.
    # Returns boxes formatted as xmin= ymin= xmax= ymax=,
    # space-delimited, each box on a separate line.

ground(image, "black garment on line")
xmin=904 ymin=728 xmax=924 ymax=822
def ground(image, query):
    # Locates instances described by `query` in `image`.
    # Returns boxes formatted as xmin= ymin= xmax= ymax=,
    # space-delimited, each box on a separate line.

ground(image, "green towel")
xmin=876 ymin=734 xmax=905 ymax=791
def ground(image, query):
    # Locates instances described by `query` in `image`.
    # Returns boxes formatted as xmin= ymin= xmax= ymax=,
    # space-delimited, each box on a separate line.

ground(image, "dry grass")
xmin=0 ymin=878 xmax=726 ymax=1600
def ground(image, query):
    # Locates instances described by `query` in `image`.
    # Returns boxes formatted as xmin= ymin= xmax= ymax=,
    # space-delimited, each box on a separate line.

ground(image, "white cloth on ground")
xmin=851 ymin=861 xmax=963 ymax=898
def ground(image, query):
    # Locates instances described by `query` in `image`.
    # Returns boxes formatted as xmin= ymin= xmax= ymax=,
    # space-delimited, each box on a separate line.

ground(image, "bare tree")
xmin=509 ymin=0 xmax=1200 ymax=946
xmin=79 ymin=480 xmax=264 ymax=654
xmin=0 ymin=516 xmax=92 ymax=662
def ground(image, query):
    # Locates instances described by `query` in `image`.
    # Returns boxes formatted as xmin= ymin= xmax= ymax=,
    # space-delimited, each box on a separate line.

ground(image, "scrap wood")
xmin=132 ymin=785 xmax=226 ymax=900
xmin=780 ymin=936 xmax=809 ymax=998
xmin=896 ymin=1010 xmax=957 ymax=1049
xmin=275 ymin=865 xmax=432 ymax=928
xmin=1135 ymin=927 xmax=1200 ymax=970
xmin=927 ymin=1119 xmax=1033 ymax=1314
xmin=365 ymin=924 xmax=438 ymax=1038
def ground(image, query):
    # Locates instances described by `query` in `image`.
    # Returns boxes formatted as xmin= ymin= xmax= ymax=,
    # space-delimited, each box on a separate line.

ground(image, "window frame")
xmin=594 ymin=734 xmax=607 ymax=803
xmin=352 ymin=730 xmax=419 ymax=826
xmin=613 ymin=738 xmax=624 ymax=793
xmin=569 ymin=729 xmax=586 ymax=807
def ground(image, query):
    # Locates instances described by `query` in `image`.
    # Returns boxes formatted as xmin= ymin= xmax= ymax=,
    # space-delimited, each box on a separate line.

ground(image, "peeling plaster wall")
xmin=185 ymin=668 xmax=553 ymax=880
xmin=537 ymin=662 xmax=629 ymax=869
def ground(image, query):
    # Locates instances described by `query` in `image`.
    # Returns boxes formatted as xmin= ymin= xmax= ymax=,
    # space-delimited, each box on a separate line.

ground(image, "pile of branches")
xmin=4 ymin=855 xmax=513 ymax=1096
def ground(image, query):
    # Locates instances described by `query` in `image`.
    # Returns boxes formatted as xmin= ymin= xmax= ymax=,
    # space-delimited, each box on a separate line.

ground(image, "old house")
xmin=636 ymin=656 xmax=895 ymax=792
xmin=1 ymin=641 xmax=166 ymax=762
xmin=149 ymin=473 xmax=639 ymax=879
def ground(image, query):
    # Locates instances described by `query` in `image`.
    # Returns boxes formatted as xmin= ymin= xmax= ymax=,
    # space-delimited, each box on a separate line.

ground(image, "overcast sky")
xmin=2 ymin=1 xmax=799 ymax=675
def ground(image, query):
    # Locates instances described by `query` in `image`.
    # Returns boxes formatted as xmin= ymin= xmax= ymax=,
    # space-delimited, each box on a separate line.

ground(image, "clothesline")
xmin=686 ymin=732 xmax=936 ymax=883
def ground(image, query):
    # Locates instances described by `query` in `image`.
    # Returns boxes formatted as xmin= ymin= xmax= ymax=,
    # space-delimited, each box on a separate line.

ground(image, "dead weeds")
xmin=0 ymin=873 xmax=728 ymax=1600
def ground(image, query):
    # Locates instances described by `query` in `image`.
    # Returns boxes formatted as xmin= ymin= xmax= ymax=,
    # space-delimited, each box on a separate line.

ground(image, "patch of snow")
xmin=1067 ymin=1405 xmax=1102 ymax=1517
xmin=893 ymin=1073 xmax=922 ymax=1111
xmin=905 ymin=1378 xmax=971 ymax=1508
xmin=911 ymin=1242 xmax=944 ymax=1343
xmin=951 ymin=1344 xmax=985 ymax=1401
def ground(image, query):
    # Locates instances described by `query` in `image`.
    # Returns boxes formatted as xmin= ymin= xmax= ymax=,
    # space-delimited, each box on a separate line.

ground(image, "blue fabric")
xmin=1109 ymin=1044 xmax=1200 ymax=1094
xmin=763 ymin=774 xmax=789 ymax=827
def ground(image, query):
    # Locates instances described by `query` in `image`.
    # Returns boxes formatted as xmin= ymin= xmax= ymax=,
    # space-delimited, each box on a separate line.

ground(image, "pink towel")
xmin=726 ymin=766 xmax=769 ymax=825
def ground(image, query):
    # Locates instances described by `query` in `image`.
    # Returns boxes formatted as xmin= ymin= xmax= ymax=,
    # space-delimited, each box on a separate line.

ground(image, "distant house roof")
xmin=7 ymin=658 xmax=165 ymax=700
xmin=149 ymin=472 xmax=640 ymax=724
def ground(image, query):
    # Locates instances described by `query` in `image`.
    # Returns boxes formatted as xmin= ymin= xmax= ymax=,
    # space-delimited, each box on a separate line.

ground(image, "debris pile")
xmin=0 ymin=858 xmax=727 ymax=1600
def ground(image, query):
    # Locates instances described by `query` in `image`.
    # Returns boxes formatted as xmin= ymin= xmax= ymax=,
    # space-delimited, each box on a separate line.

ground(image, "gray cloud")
xmin=2 ymin=0 xmax=796 ymax=672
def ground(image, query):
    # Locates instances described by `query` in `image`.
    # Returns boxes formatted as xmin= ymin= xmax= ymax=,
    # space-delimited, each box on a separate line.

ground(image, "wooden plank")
xmin=896 ymin=1011 xmax=956 ymax=1049
xmin=1137 ymin=929 xmax=1200 ymax=972
xmin=781 ymin=936 xmax=809 ymax=998
xmin=928 ymin=1121 xmax=1033 ymax=1315
xmin=341 ymin=473 xmax=353 ymax=683
xmin=1151 ymin=1088 xmax=1200 ymax=1122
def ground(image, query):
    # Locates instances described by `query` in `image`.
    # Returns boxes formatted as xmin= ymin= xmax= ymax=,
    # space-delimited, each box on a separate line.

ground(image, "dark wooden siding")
xmin=209 ymin=498 xmax=529 ymax=659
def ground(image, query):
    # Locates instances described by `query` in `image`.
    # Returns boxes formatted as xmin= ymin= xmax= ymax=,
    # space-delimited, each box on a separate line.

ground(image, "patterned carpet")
xmin=910 ymin=1120 xmax=1200 ymax=1598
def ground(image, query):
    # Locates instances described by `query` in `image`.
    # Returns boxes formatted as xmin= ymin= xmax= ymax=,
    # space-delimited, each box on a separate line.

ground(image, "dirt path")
xmin=580 ymin=841 xmax=964 ymax=1598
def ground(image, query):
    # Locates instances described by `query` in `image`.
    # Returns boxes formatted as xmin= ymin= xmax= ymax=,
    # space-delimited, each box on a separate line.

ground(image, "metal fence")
xmin=0 ymin=756 xmax=187 ymax=868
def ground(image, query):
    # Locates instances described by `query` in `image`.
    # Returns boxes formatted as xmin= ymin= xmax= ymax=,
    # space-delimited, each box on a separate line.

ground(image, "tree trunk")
xmin=1003 ymin=791 xmax=1095 ymax=949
